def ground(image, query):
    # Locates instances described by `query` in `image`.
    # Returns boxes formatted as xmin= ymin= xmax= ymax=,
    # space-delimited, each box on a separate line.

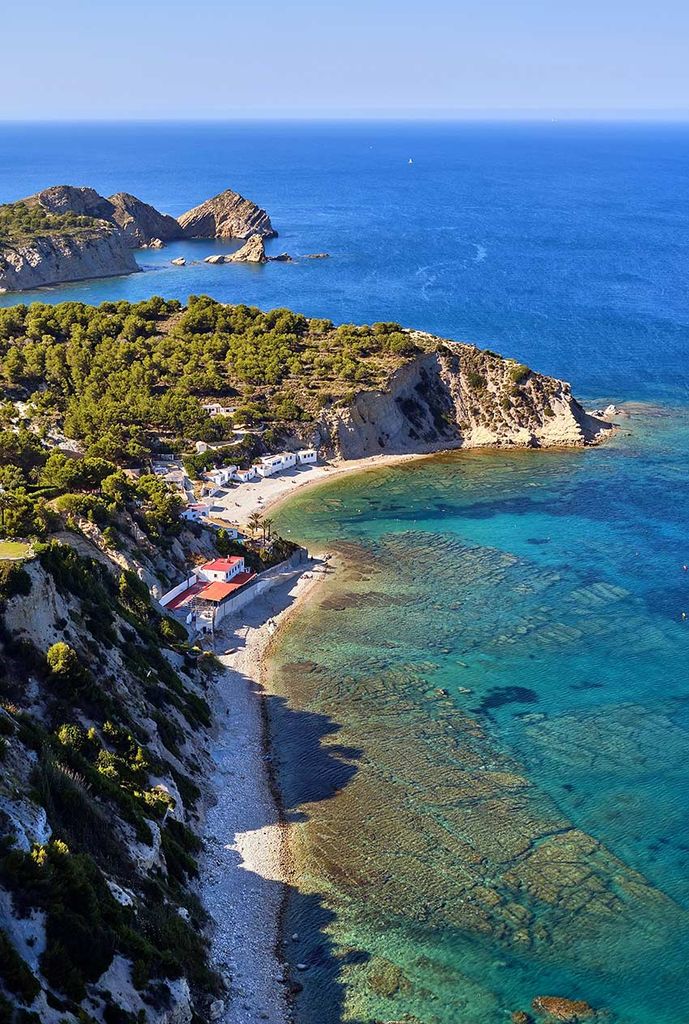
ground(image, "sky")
xmin=4 ymin=0 xmax=689 ymax=121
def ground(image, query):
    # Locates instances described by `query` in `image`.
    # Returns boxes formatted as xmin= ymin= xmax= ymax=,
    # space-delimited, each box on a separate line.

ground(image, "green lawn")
xmin=0 ymin=540 xmax=32 ymax=560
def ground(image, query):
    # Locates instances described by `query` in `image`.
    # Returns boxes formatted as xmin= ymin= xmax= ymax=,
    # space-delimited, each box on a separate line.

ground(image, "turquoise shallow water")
xmin=270 ymin=408 xmax=689 ymax=1023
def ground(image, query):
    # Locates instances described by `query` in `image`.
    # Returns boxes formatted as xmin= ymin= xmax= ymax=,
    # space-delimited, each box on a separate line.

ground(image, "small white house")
xmin=254 ymin=452 xmax=299 ymax=477
xmin=181 ymin=503 xmax=209 ymax=523
xmin=197 ymin=556 xmax=246 ymax=584
xmin=254 ymin=456 xmax=282 ymax=478
xmin=206 ymin=466 xmax=238 ymax=488
xmin=297 ymin=448 xmax=318 ymax=465
xmin=232 ymin=467 xmax=257 ymax=483
xmin=202 ymin=403 xmax=235 ymax=417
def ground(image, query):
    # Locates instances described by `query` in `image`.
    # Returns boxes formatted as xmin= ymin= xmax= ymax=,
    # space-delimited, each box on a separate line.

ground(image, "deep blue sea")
xmin=2 ymin=121 xmax=689 ymax=1022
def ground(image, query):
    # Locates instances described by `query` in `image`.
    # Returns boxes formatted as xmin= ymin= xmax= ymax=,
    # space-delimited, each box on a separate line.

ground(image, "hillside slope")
xmin=0 ymin=532 xmax=222 ymax=1024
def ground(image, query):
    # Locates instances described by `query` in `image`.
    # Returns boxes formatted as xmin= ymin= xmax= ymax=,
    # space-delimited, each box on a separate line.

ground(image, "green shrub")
xmin=466 ymin=370 xmax=485 ymax=390
xmin=0 ymin=563 xmax=32 ymax=599
xmin=0 ymin=928 xmax=40 ymax=1003
xmin=508 ymin=362 xmax=530 ymax=385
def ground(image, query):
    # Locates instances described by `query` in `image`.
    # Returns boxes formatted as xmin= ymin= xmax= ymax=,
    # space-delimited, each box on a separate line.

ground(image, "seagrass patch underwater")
xmin=268 ymin=412 xmax=689 ymax=1024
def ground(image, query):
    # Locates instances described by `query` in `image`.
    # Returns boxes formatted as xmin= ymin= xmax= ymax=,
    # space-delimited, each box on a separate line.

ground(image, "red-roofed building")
xmin=197 ymin=572 xmax=256 ymax=603
xmin=198 ymin=556 xmax=246 ymax=583
xmin=193 ymin=570 xmax=257 ymax=630
xmin=159 ymin=556 xmax=257 ymax=631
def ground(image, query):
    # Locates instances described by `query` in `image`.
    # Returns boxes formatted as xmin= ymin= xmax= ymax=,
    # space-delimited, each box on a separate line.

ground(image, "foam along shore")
xmin=199 ymin=559 xmax=330 ymax=1024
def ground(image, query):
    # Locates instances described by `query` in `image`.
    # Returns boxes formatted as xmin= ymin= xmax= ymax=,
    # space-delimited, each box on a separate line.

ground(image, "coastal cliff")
xmin=318 ymin=334 xmax=611 ymax=458
xmin=1 ymin=184 xmax=276 ymax=291
xmin=0 ymin=227 xmax=139 ymax=293
xmin=0 ymin=525 xmax=224 ymax=1024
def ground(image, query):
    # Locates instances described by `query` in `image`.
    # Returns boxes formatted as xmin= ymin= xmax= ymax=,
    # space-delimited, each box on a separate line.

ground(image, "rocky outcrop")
xmin=24 ymin=185 xmax=183 ymax=247
xmin=3 ymin=183 xmax=278 ymax=290
xmin=318 ymin=334 xmax=613 ymax=459
xmin=178 ymin=188 xmax=276 ymax=240
xmin=202 ymin=236 xmax=270 ymax=264
xmin=532 ymin=996 xmax=597 ymax=1021
xmin=0 ymin=226 xmax=139 ymax=293
xmin=24 ymin=184 xmax=113 ymax=220
xmin=107 ymin=192 xmax=183 ymax=246
xmin=227 ymin=234 xmax=267 ymax=263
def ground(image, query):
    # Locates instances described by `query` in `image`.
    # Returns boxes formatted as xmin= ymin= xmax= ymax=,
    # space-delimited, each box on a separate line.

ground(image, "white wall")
xmin=160 ymin=574 xmax=198 ymax=607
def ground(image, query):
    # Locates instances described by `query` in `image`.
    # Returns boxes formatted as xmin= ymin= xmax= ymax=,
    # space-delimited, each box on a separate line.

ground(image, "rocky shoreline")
xmin=0 ymin=184 xmax=276 ymax=292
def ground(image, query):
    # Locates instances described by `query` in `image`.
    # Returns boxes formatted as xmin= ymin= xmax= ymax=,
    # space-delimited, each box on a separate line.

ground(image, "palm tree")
xmin=247 ymin=511 xmax=263 ymax=539
xmin=262 ymin=517 xmax=274 ymax=543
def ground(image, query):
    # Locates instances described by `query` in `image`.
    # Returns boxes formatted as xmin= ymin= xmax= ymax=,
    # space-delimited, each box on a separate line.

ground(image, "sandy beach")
xmin=198 ymin=447 xmax=449 ymax=1023
xmin=209 ymin=448 xmax=445 ymax=532
xmin=199 ymin=558 xmax=331 ymax=1024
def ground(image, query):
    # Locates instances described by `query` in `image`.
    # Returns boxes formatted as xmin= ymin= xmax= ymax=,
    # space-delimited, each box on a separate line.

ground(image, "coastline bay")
xmin=1 ymin=121 xmax=689 ymax=1021
xmin=269 ymin=410 xmax=689 ymax=1023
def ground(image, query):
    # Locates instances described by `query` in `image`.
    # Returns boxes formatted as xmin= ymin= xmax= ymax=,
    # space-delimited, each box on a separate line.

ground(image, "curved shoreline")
xmin=198 ymin=428 xmax=624 ymax=1024
xmin=199 ymin=559 xmax=331 ymax=1024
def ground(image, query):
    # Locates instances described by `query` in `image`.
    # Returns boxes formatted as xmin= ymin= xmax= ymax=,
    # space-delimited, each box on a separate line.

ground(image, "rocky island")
xmin=0 ymin=185 xmax=276 ymax=292
xmin=178 ymin=188 xmax=276 ymax=240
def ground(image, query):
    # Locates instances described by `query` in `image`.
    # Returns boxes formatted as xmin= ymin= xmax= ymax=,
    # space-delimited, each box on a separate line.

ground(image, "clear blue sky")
xmin=4 ymin=0 xmax=689 ymax=120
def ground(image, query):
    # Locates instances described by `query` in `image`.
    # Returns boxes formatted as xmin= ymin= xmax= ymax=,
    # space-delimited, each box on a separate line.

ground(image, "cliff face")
xmin=319 ymin=335 xmax=612 ymax=459
xmin=25 ymin=186 xmax=183 ymax=248
xmin=107 ymin=192 xmax=184 ymax=246
xmin=0 ymin=228 xmax=139 ymax=293
xmin=0 ymin=533 xmax=221 ymax=1023
xmin=178 ymin=189 xmax=276 ymax=240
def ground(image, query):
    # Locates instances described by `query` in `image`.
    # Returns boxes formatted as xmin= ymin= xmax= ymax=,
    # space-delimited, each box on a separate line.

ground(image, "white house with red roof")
xmin=159 ymin=555 xmax=256 ymax=628
xmin=197 ymin=556 xmax=246 ymax=583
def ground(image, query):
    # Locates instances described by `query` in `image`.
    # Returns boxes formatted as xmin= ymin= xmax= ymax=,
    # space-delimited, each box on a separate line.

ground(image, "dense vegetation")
xmin=0 ymin=202 xmax=101 ymax=245
xmin=0 ymin=541 xmax=219 ymax=1019
xmin=0 ymin=295 xmax=429 ymax=539
xmin=0 ymin=295 xmax=422 ymax=458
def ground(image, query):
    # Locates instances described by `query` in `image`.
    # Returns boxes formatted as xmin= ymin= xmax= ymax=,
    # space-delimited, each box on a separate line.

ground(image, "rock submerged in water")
xmin=532 ymin=996 xmax=596 ymax=1021
xmin=178 ymin=187 xmax=276 ymax=240
xmin=171 ymin=256 xmax=186 ymax=266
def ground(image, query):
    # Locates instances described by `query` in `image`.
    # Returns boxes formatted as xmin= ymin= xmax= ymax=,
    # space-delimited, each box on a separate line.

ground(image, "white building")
xmin=232 ymin=467 xmax=256 ymax=483
xmin=254 ymin=452 xmax=299 ymax=478
xmin=181 ymin=503 xmax=209 ymax=523
xmin=202 ymin=403 xmax=236 ymax=417
xmin=205 ymin=465 xmax=238 ymax=488
xmin=297 ymin=448 xmax=318 ymax=464
xmin=197 ymin=556 xmax=246 ymax=584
